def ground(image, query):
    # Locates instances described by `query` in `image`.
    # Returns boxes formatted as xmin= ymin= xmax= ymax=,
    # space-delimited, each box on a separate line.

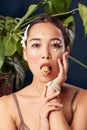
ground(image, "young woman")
xmin=0 ymin=15 xmax=87 ymax=130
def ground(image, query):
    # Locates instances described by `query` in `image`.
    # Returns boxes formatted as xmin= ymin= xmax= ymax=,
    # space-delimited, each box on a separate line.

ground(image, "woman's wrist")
xmin=46 ymin=81 xmax=61 ymax=95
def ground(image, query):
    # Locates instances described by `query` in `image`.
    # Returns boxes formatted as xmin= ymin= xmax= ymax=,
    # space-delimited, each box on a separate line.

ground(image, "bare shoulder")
xmin=63 ymin=83 xmax=87 ymax=129
xmin=63 ymin=83 xmax=87 ymax=106
xmin=74 ymin=89 xmax=87 ymax=107
xmin=0 ymin=94 xmax=12 ymax=109
xmin=0 ymin=94 xmax=14 ymax=118
xmin=66 ymin=86 xmax=87 ymax=129
xmin=61 ymin=83 xmax=82 ymax=100
xmin=0 ymin=95 xmax=16 ymax=130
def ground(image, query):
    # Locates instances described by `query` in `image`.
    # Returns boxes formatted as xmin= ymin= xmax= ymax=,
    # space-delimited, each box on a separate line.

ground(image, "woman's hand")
xmin=46 ymin=51 xmax=69 ymax=94
xmin=38 ymin=85 xmax=63 ymax=130
xmin=56 ymin=51 xmax=69 ymax=86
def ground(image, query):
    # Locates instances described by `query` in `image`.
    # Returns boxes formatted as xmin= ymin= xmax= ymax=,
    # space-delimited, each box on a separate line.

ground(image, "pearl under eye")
xmin=51 ymin=40 xmax=62 ymax=49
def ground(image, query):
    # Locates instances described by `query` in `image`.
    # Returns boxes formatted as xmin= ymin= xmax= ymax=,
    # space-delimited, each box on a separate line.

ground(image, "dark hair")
xmin=27 ymin=14 xmax=70 ymax=47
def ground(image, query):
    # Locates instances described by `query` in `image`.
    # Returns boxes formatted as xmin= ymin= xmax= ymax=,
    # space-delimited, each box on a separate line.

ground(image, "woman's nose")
xmin=41 ymin=48 xmax=51 ymax=59
xmin=42 ymin=56 xmax=50 ymax=59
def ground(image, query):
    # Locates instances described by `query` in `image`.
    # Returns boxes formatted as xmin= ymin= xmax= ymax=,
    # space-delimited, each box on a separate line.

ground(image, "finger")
xmin=40 ymin=101 xmax=63 ymax=113
xmin=39 ymin=102 xmax=63 ymax=118
xmin=43 ymin=103 xmax=63 ymax=114
xmin=39 ymin=105 xmax=61 ymax=119
xmin=46 ymin=91 xmax=60 ymax=101
xmin=48 ymin=102 xmax=63 ymax=108
xmin=63 ymin=51 xmax=69 ymax=74
xmin=58 ymin=58 xmax=64 ymax=76
xmin=41 ymin=84 xmax=47 ymax=98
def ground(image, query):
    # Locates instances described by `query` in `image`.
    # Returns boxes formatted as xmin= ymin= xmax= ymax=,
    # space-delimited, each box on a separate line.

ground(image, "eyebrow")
xmin=50 ymin=38 xmax=61 ymax=41
xmin=30 ymin=38 xmax=41 ymax=41
xmin=29 ymin=38 xmax=61 ymax=42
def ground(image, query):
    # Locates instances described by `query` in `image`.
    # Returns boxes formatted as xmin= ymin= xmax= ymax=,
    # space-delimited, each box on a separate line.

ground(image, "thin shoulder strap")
xmin=12 ymin=93 xmax=24 ymax=122
xmin=71 ymin=89 xmax=80 ymax=110
xmin=69 ymin=89 xmax=80 ymax=125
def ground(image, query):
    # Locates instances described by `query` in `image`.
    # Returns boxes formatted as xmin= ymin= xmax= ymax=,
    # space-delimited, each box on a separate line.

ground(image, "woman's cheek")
xmin=28 ymin=54 xmax=38 ymax=64
xmin=56 ymin=51 xmax=63 ymax=60
xmin=54 ymin=52 xmax=63 ymax=69
xmin=27 ymin=51 xmax=40 ymax=68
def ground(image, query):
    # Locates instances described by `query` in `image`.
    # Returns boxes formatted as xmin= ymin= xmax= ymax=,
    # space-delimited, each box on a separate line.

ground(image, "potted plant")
xmin=0 ymin=0 xmax=87 ymax=96
xmin=0 ymin=15 xmax=25 ymax=96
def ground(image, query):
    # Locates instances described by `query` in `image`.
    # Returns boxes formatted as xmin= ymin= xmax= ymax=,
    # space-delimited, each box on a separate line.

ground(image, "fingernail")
xmin=56 ymin=91 xmax=60 ymax=95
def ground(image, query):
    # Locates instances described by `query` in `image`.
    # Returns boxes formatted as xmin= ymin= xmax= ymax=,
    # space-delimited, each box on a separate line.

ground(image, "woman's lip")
xmin=40 ymin=63 xmax=51 ymax=69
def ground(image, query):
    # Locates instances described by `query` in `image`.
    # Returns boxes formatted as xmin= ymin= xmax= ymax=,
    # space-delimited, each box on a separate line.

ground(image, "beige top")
xmin=12 ymin=89 xmax=80 ymax=129
xmin=12 ymin=94 xmax=30 ymax=130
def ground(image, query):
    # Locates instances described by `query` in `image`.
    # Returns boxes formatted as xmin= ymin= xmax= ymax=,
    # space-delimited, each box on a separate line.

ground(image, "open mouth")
xmin=40 ymin=65 xmax=52 ymax=75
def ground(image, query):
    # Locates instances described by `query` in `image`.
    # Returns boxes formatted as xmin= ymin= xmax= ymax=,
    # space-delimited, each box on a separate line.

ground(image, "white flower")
xmin=21 ymin=24 xmax=30 ymax=48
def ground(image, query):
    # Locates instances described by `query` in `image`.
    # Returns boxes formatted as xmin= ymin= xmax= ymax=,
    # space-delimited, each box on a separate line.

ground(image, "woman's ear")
xmin=23 ymin=47 xmax=28 ymax=61
xmin=65 ymin=46 xmax=70 ymax=54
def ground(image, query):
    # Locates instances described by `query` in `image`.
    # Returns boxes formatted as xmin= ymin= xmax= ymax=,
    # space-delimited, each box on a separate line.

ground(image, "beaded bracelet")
xmin=46 ymin=80 xmax=61 ymax=92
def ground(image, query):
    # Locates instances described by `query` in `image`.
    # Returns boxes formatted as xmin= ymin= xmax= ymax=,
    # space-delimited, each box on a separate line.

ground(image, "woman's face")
xmin=23 ymin=22 xmax=66 ymax=82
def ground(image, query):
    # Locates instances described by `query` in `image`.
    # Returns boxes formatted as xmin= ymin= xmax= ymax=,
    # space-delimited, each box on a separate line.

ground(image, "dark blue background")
xmin=0 ymin=0 xmax=87 ymax=89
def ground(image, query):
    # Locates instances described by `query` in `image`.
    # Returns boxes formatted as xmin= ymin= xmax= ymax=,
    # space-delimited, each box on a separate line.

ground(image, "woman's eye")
xmin=51 ymin=42 xmax=62 ymax=49
xmin=31 ymin=42 xmax=40 ymax=48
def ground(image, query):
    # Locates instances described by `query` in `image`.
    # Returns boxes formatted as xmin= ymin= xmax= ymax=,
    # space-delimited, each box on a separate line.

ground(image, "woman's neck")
xmin=32 ymin=77 xmax=45 ymax=95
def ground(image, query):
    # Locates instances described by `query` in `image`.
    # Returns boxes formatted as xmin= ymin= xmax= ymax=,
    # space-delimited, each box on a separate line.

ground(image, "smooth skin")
xmin=0 ymin=22 xmax=87 ymax=130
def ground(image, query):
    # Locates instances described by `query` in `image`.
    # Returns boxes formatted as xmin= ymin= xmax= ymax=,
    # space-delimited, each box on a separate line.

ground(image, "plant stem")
xmin=53 ymin=8 xmax=79 ymax=17
xmin=69 ymin=55 xmax=87 ymax=69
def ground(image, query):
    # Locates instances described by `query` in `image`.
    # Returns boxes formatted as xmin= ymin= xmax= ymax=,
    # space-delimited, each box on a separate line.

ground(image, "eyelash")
xmin=51 ymin=43 xmax=62 ymax=49
xmin=31 ymin=41 xmax=62 ymax=49
xmin=31 ymin=43 xmax=40 ymax=48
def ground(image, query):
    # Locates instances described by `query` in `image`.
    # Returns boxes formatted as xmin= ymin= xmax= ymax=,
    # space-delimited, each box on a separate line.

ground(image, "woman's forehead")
xmin=29 ymin=22 xmax=61 ymax=30
xmin=28 ymin=22 xmax=63 ymax=37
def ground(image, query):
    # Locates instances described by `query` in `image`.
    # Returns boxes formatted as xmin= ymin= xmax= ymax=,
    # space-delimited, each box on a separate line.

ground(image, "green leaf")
xmin=3 ymin=35 xmax=17 ymax=56
xmin=63 ymin=15 xmax=74 ymax=26
xmin=52 ymin=10 xmax=75 ymax=48
xmin=44 ymin=0 xmax=72 ymax=14
xmin=63 ymin=15 xmax=75 ymax=48
xmin=16 ymin=40 xmax=23 ymax=56
xmin=25 ymin=0 xmax=46 ymax=17
xmin=5 ymin=56 xmax=25 ymax=89
xmin=0 ymin=39 xmax=5 ymax=69
xmin=44 ymin=1 xmax=54 ymax=14
xmin=78 ymin=3 xmax=87 ymax=35
xmin=13 ymin=57 xmax=25 ymax=89
xmin=14 ymin=0 xmax=46 ymax=30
